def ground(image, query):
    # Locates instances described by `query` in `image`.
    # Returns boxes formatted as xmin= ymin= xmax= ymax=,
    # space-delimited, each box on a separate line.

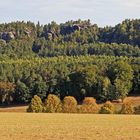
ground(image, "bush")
xmin=99 ymin=101 xmax=115 ymax=114
xmin=83 ymin=97 xmax=96 ymax=105
xmin=134 ymin=105 xmax=140 ymax=114
xmin=63 ymin=96 xmax=77 ymax=113
xmin=120 ymin=101 xmax=134 ymax=114
xmin=79 ymin=97 xmax=99 ymax=114
xmin=27 ymin=95 xmax=43 ymax=113
xmin=44 ymin=94 xmax=62 ymax=113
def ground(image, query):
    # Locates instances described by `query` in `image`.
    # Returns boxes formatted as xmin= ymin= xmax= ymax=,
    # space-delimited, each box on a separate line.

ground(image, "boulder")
xmin=8 ymin=32 xmax=15 ymax=39
xmin=73 ymin=25 xmax=81 ymax=31
xmin=2 ymin=32 xmax=15 ymax=41
xmin=24 ymin=28 xmax=32 ymax=37
xmin=44 ymin=31 xmax=58 ymax=40
xmin=47 ymin=32 xmax=53 ymax=40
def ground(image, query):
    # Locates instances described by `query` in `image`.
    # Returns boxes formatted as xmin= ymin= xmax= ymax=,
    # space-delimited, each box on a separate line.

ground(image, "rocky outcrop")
xmin=61 ymin=24 xmax=88 ymax=35
xmin=1 ymin=32 xmax=15 ymax=41
xmin=44 ymin=31 xmax=58 ymax=40
xmin=24 ymin=28 xmax=32 ymax=37
xmin=73 ymin=24 xmax=81 ymax=31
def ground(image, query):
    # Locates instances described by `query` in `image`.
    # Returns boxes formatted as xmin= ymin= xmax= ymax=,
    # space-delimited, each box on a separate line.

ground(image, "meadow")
xmin=0 ymin=113 xmax=140 ymax=140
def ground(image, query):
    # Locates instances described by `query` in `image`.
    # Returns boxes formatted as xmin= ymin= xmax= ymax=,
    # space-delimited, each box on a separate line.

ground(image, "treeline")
xmin=100 ymin=19 xmax=140 ymax=46
xmin=0 ymin=19 xmax=140 ymax=59
xmin=0 ymin=56 xmax=139 ymax=104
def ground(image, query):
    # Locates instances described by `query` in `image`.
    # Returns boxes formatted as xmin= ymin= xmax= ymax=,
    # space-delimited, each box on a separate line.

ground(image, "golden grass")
xmin=0 ymin=106 xmax=27 ymax=112
xmin=0 ymin=113 xmax=140 ymax=140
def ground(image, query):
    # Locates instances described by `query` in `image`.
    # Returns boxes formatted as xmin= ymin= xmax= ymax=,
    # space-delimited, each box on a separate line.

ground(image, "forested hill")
xmin=0 ymin=19 xmax=140 ymax=105
xmin=0 ymin=19 xmax=140 ymax=59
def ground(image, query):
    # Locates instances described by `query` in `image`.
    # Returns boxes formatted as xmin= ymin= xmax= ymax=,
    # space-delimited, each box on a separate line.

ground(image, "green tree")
xmin=15 ymin=81 xmax=30 ymax=103
xmin=108 ymin=61 xmax=133 ymax=100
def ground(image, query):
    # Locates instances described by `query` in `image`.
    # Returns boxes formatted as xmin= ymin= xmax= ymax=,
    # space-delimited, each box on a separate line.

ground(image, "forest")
xmin=0 ymin=19 xmax=140 ymax=105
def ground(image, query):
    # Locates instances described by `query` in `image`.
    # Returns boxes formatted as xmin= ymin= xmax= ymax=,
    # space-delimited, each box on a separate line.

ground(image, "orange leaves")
xmin=0 ymin=81 xmax=16 ymax=92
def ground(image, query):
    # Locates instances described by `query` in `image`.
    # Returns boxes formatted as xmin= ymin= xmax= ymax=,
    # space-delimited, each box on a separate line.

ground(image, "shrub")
xmin=120 ymin=101 xmax=134 ymax=114
xmin=83 ymin=97 xmax=96 ymax=105
xmin=134 ymin=105 xmax=140 ymax=114
xmin=79 ymin=97 xmax=99 ymax=114
xmin=44 ymin=94 xmax=62 ymax=113
xmin=63 ymin=96 xmax=77 ymax=113
xmin=27 ymin=95 xmax=43 ymax=113
xmin=99 ymin=101 xmax=115 ymax=114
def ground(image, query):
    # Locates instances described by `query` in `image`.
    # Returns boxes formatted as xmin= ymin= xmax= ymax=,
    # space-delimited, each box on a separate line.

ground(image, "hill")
xmin=0 ymin=19 xmax=140 ymax=105
xmin=0 ymin=19 xmax=140 ymax=59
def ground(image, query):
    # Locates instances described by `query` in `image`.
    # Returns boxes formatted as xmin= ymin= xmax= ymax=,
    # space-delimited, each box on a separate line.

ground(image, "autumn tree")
xmin=0 ymin=81 xmax=15 ymax=104
xmin=44 ymin=94 xmax=62 ymax=113
xmin=27 ymin=95 xmax=43 ymax=113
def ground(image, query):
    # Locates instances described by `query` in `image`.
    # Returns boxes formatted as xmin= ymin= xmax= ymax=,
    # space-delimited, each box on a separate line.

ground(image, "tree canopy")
xmin=0 ymin=19 xmax=140 ymax=104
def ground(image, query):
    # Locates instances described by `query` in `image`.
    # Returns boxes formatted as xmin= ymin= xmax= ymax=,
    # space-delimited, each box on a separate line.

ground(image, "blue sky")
xmin=0 ymin=0 xmax=140 ymax=27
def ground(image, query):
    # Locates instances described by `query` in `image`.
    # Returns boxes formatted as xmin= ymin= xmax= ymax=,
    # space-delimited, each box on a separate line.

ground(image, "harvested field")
xmin=0 ymin=113 xmax=140 ymax=140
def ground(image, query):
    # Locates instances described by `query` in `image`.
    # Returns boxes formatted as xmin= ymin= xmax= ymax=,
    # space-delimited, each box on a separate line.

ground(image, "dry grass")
xmin=0 ymin=113 xmax=140 ymax=140
xmin=0 ymin=106 xmax=27 ymax=112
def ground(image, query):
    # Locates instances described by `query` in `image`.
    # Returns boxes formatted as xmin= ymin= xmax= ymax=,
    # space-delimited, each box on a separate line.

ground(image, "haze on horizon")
xmin=0 ymin=0 xmax=140 ymax=27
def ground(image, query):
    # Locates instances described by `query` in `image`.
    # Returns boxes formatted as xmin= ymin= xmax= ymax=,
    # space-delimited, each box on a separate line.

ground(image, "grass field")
xmin=0 ymin=113 xmax=140 ymax=140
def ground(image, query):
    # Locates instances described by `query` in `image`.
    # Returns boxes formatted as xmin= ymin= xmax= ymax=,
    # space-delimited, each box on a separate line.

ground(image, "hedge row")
xmin=27 ymin=94 xmax=140 ymax=114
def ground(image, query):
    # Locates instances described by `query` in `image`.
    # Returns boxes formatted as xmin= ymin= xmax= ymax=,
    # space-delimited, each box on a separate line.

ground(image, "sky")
xmin=0 ymin=0 xmax=140 ymax=27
